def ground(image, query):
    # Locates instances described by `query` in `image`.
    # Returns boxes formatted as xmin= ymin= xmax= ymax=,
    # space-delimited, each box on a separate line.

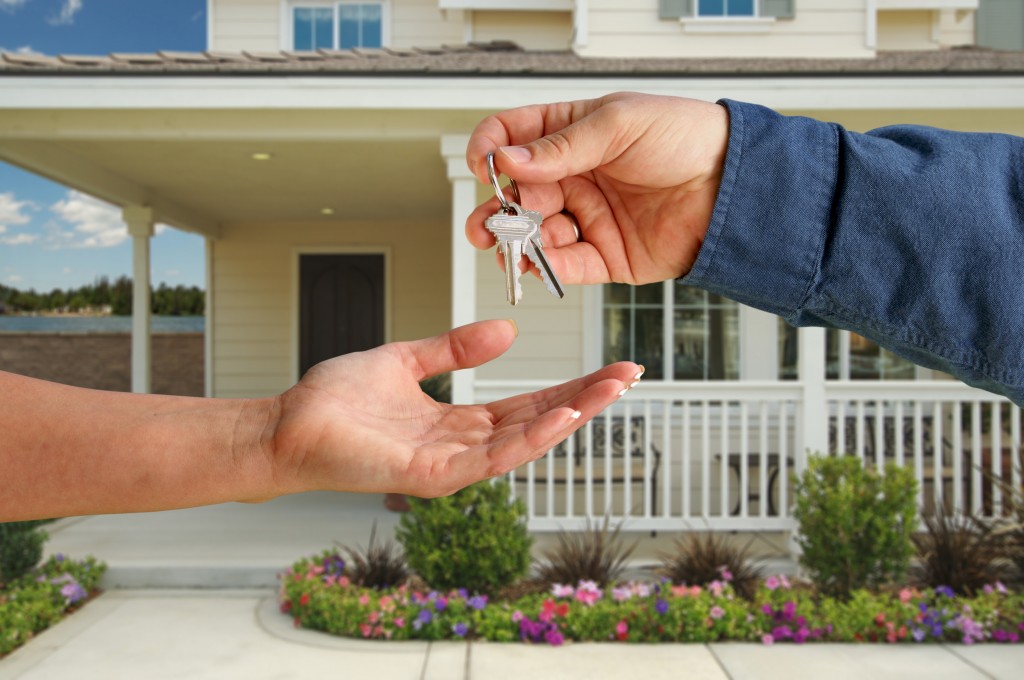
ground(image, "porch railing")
xmin=475 ymin=380 xmax=1022 ymax=532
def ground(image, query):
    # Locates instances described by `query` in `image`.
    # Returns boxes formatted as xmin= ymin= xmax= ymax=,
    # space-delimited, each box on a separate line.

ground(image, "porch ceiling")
xmin=0 ymin=134 xmax=454 ymax=236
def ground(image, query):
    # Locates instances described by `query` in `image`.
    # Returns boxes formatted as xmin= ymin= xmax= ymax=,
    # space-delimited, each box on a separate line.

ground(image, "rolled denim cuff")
xmin=680 ymin=99 xmax=838 ymax=321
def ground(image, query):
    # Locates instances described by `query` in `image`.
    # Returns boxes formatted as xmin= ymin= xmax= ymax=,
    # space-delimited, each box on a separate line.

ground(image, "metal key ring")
xmin=486 ymin=151 xmax=521 ymax=213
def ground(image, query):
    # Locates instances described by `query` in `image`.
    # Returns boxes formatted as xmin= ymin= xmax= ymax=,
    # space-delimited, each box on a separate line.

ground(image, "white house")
xmin=0 ymin=0 xmax=1022 ymax=535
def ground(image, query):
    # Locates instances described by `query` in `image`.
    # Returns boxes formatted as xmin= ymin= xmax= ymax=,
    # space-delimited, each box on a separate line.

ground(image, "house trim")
xmin=289 ymin=245 xmax=394 ymax=383
xmin=2 ymin=75 xmax=1023 ymax=113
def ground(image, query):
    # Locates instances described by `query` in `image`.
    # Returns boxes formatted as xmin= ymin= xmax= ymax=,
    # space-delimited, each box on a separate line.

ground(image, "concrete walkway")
xmin=3 ymin=492 xmax=1020 ymax=679
xmin=3 ymin=589 xmax=1022 ymax=680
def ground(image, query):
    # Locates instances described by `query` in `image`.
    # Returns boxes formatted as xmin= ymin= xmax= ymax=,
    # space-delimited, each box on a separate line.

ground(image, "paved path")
xmin=2 ymin=589 xmax=1022 ymax=680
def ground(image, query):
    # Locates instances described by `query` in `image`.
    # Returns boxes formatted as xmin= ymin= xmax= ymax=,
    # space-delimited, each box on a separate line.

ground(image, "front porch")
xmin=476 ymin=335 xmax=1023 ymax=534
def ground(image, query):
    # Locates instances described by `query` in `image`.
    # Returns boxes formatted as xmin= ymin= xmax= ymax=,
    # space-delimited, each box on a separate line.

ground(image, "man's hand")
xmin=466 ymin=92 xmax=729 ymax=286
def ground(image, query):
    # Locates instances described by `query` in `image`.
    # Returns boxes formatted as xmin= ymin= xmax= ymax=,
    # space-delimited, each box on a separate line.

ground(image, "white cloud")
xmin=0 ymin=0 xmax=28 ymax=13
xmin=49 ymin=190 xmax=127 ymax=249
xmin=1 ymin=233 xmax=38 ymax=246
xmin=0 ymin=191 xmax=34 ymax=228
xmin=7 ymin=274 xmax=24 ymax=284
xmin=48 ymin=0 xmax=81 ymax=26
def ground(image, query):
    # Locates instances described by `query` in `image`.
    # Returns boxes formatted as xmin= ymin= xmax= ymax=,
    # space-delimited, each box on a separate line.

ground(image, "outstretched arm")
xmin=1 ymin=319 xmax=640 ymax=521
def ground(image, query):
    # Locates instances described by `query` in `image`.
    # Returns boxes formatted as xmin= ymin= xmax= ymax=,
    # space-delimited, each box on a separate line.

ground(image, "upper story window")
xmin=697 ymin=0 xmax=756 ymax=17
xmin=603 ymin=281 xmax=739 ymax=381
xmin=292 ymin=2 xmax=384 ymax=51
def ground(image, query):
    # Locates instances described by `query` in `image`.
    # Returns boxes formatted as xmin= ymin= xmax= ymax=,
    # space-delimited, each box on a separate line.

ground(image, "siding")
xmin=471 ymin=11 xmax=573 ymax=50
xmin=583 ymin=0 xmax=873 ymax=58
xmin=877 ymin=9 xmax=974 ymax=51
xmin=211 ymin=219 xmax=450 ymax=398
xmin=475 ymin=247 xmax=586 ymax=383
xmin=210 ymin=0 xmax=280 ymax=51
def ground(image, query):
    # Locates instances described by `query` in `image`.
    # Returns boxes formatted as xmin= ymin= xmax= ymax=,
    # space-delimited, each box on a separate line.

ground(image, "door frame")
xmin=290 ymin=245 xmax=393 ymax=383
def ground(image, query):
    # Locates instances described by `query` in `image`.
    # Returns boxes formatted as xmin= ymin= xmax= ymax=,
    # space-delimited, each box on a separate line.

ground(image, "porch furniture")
xmin=715 ymin=452 xmax=795 ymax=517
xmin=525 ymin=415 xmax=662 ymax=515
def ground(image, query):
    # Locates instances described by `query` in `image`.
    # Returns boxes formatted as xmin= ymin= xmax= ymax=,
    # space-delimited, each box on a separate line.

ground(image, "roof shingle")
xmin=2 ymin=42 xmax=1024 ymax=77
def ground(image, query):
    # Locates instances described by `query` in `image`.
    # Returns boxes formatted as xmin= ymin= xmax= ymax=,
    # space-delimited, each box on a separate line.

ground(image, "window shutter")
xmin=659 ymin=0 xmax=693 ymax=20
xmin=760 ymin=0 xmax=795 ymax=19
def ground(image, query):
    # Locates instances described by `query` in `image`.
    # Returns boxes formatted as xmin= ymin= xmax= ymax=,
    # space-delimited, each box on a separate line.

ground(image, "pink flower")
xmin=338 ymin=576 xmax=351 ymax=587
xmin=708 ymin=581 xmax=724 ymax=598
xmin=511 ymin=610 xmax=524 ymax=623
xmin=575 ymin=580 xmax=603 ymax=606
xmin=690 ymin=585 xmax=702 ymax=598
xmin=615 ymin=620 xmax=628 ymax=641
xmin=358 ymin=594 xmax=370 ymax=606
xmin=369 ymin=611 xmax=380 ymax=624
xmin=764 ymin=576 xmax=780 ymax=591
xmin=671 ymin=585 xmax=690 ymax=598
xmin=360 ymin=623 xmax=372 ymax=638
xmin=612 ymin=586 xmax=633 ymax=602
xmin=551 ymin=584 xmax=575 ymax=598
xmin=395 ymin=617 xmax=405 ymax=629
xmin=710 ymin=606 xmax=725 ymax=620
xmin=899 ymin=588 xmax=914 ymax=604
xmin=718 ymin=566 xmax=733 ymax=582
xmin=779 ymin=574 xmax=792 ymax=590
xmin=762 ymin=634 xmax=774 ymax=646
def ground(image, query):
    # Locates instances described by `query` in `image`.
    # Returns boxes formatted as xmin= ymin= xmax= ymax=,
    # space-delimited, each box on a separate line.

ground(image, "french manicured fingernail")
xmin=637 ymin=365 xmax=646 ymax=377
xmin=629 ymin=380 xmax=640 ymax=389
xmin=570 ymin=410 xmax=582 ymax=420
xmin=500 ymin=145 xmax=532 ymax=164
xmin=506 ymin=318 xmax=519 ymax=337
xmin=618 ymin=388 xmax=628 ymax=397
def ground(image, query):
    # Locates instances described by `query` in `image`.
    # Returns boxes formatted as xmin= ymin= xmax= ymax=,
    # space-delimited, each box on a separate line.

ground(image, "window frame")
xmin=592 ymin=280 xmax=746 ymax=382
xmin=284 ymin=1 xmax=390 ymax=51
xmin=696 ymin=0 xmax=759 ymax=18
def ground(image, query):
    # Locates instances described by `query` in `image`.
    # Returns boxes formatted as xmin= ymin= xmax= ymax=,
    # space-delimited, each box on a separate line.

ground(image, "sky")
xmin=0 ymin=0 xmax=207 ymax=292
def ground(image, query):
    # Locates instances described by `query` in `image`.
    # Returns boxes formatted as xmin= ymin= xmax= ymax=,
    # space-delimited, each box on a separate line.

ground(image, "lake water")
xmin=0 ymin=316 xmax=204 ymax=333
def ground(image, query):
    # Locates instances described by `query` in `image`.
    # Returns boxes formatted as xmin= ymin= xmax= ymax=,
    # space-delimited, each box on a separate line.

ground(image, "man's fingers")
xmin=400 ymin=319 xmax=517 ymax=381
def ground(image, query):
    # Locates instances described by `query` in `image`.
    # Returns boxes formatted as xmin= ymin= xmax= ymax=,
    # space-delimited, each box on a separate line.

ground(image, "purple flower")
xmin=545 ymin=628 xmax=565 ymax=646
xmin=434 ymin=596 xmax=448 ymax=612
xmin=655 ymin=599 xmax=669 ymax=615
xmin=935 ymin=585 xmax=955 ymax=598
xmin=60 ymin=580 xmax=87 ymax=605
xmin=467 ymin=595 xmax=488 ymax=611
xmin=417 ymin=608 xmax=433 ymax=625
xmin=452 ymin=622 xmax=468 ymax=638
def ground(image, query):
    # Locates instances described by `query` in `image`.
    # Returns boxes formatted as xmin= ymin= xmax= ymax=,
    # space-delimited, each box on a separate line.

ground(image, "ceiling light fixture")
xmin=251 ymin=152 xmax=272 ymax=161
xmin=320 ymin=208 xmax=335 ymax=215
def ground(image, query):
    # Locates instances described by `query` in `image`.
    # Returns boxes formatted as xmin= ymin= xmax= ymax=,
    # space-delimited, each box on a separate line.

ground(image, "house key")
xmin=484 ymin=151 xmax=565 ymax=306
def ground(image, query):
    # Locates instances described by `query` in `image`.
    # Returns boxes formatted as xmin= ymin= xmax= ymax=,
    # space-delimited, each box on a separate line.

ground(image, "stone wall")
xmin=0 ymin=333 xmax=204 ymax=396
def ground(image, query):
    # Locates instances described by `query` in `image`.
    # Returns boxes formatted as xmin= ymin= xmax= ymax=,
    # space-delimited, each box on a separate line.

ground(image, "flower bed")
xmin=0 ymin=554 xmax=106 ymax=657
xmin=280 ymin=552 xmax=1024 ymax=646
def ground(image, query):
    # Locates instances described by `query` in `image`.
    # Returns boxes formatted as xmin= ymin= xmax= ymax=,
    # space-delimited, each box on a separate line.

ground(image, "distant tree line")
xmin=0 ymin=276 xmax=204 ymax=316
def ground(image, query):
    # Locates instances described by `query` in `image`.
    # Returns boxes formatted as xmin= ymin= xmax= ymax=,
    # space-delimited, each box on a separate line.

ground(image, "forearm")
xmin=684 ymin=99 xmax=1024 ymax=406
xmin=0 ymin=371 xmax=279 ymax=521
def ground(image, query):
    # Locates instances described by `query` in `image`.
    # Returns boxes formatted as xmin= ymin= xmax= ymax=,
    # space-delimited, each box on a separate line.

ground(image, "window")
xmin=697 ymin=0 xmax=756 ymax=17
xmin=292 ymin=3 xmax=384 ymax=50
xmin=603 ymin=281 xmax=739 ymax=381
xmin=777 ymin=321 xmax=916 ymax=381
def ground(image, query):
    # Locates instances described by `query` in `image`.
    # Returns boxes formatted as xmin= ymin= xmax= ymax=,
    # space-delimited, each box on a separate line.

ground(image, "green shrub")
xmin=0 ymin=521 xmax=48 ymax=586
xmin=792 ymin=454 xmax=917 ymax=598
xmin=396 ymin=480 xmax=531 ymax=594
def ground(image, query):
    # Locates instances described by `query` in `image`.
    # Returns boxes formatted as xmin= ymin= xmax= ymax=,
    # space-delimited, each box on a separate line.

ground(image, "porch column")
xmin=798 ymin=326 xmax=829 ymax=461
xmin=441 ymin=134 xmax=477 ymax=405
xmin=123 ymin=206 xmax=154 ymax=394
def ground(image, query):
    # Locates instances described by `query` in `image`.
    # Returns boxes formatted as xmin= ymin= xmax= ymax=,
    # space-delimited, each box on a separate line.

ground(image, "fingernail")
xmin=500 ymin=145 xmax=532 ymax=164
xmin=618 ymin=388 xmax=628 ymax=397
xmin=629 ymin=380 xmax=640 ymax=389
xmin=570 ymin=410 xmax=582 ymax=420
xmin=637 ymin=365 xmax=646 ymax=377
xmin=506 ymin=318 xmax=519 ymax=337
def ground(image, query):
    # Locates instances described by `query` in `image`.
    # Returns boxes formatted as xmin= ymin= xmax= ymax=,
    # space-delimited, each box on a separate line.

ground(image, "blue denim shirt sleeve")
xmin=680 ymin=99 xmax=1024 ymax=406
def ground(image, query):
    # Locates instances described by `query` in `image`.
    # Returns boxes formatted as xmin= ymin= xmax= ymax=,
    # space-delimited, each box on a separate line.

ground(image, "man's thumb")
xmin=495 ymin=115 xmax=612 ymax=185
